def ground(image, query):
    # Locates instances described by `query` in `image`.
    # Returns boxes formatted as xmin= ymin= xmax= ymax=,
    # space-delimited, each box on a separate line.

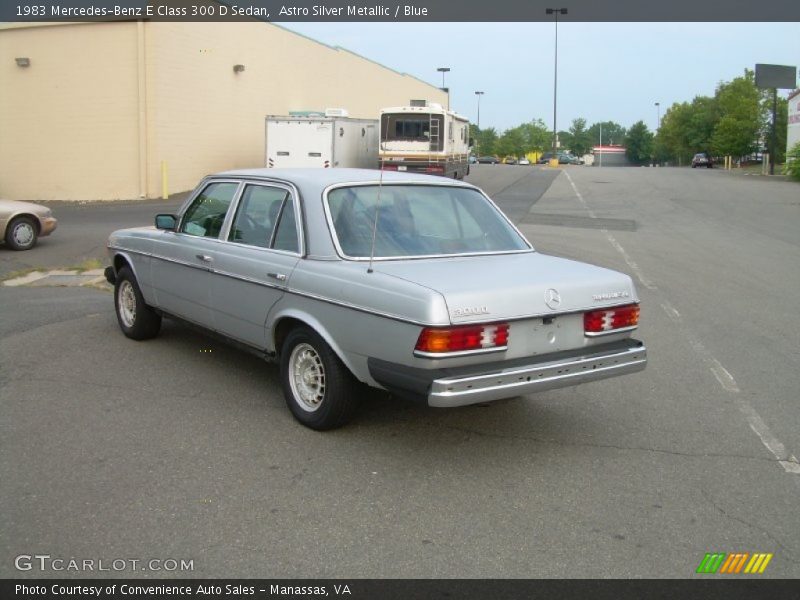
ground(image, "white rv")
xmin=378 ymin=102 xmax=470 ymax=179
xmin=265 ymin=109 xmax=378 ymax=169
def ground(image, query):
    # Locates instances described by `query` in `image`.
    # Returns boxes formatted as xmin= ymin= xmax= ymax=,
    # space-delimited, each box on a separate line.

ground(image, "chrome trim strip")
xmin=282 ymin=286 xmax=433 ymax=326
xmin=413 ymin=346 xmax=508 ymax=359
xmin=177 ymin=177 xmax=307 ymax=257
xmin=584 ymin=325 xmax=638 ymax=338
xmin=428 ymin=344 xmax=647 ymax=407
xmin=108 ymin=245 xmax=639 ymax=328
xmin=213 ymin=268 xmax=285 ymax=290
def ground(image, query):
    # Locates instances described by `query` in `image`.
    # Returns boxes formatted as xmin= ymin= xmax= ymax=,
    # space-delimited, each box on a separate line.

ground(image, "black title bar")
xmin=3 ymin=0 xmax=800 ymax=22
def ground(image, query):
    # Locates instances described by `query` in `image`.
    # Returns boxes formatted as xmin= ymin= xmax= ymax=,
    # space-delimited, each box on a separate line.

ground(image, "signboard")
xmin=755 ymin=64 xmax=797 ymax=89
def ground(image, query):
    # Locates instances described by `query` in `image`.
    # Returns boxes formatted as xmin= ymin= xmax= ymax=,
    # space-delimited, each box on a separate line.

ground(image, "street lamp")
xmin=437 ymin=67 xmax=451 ymax=109
xmin=475 ymin=91 xmax=484 ymax=155
xmin=546 ymin=8 xmax=567 ymax=160
xmin=655 ymin=102 xmax=661 ymax=129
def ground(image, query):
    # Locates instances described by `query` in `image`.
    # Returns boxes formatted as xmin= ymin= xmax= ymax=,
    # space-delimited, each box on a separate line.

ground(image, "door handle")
xmin=196 ymin=254 xmax=213 ymax=263
xmin=267 ymin=272 xmax=287 ymax=281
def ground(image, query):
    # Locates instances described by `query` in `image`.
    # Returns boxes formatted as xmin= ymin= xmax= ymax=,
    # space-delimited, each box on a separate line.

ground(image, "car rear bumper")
xmin=369 ymin=339 xmax=647 ymax=408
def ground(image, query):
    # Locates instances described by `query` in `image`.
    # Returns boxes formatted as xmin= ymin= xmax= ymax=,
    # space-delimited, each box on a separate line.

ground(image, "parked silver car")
xmin=1 ymin=199 xmax=58 ymax=250
xmin=105 ymin=169 xmax=646 ymax=429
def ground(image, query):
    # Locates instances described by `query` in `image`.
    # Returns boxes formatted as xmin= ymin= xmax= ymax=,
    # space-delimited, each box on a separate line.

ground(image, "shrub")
xmin=785 ymin=142 xmax=800 ymax=181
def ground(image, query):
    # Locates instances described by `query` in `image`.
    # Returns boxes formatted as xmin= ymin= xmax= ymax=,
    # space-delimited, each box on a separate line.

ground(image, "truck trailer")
xmin=265 ymin=110 xmax=379 ymax=169
xmin=378 ymin=102 xmax=470 ymax=179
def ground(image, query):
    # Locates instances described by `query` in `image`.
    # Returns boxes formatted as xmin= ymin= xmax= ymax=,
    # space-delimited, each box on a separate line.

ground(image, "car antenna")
xmin=367 ymin=116 xmax=388 ymax=274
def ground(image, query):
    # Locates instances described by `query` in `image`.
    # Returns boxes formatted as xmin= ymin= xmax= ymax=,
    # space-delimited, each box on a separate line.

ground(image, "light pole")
xmin=546 ymin=8 xmax=567 ymax=161
xmin=655 ymin=102 xmax=661 ymax=130
xmin=475 ymin=91 xmax=484 ymax=155
xmin=437 ymin=67 xmax=450 ymax=109
xmin=599 ymin=121 xmax=602 ymax=168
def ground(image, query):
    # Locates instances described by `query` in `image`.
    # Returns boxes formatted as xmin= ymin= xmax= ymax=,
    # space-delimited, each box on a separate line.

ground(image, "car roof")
xmin=209 ymin=168 xmax=478 ymax=259
xmin=215 ymin=168 xmax=472 ymax=190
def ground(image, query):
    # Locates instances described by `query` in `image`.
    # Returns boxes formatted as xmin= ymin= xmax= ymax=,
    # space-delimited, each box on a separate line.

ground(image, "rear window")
xmin=326 ymin=185 xmax=530 ymax=259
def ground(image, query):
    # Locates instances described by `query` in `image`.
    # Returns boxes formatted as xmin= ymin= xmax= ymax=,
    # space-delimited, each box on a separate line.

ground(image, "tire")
xmin=692 ymin=164 xmax=696 ymax=168
xmin=280 ymin=326 xmax=359 ymax=430
xmin=707 ymin=164 xmax=712 ymax=169
xmin=114 ymin=266 xmax=161 ymax=340
xmin=5 ymin=216 xmax=38 ymax=250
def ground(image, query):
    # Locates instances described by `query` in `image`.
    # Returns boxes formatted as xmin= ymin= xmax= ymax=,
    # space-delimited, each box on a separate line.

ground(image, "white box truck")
xmin=265 ymin=109 xmax=379 ymax=169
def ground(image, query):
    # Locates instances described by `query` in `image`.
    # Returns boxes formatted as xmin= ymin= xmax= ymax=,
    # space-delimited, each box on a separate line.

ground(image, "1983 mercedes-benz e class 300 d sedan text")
xmin=106 ymin=169 xmax=646 ymax=429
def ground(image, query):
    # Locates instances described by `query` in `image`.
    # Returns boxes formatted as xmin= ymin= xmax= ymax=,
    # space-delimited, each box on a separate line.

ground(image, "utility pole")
xmin=546 ymin=8 xmax=568 ymax=161
xmin=475 ymin=91 xmax=484 ymax=155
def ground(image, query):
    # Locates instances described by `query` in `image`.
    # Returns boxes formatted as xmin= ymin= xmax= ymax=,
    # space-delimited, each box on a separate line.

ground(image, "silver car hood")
xmin=374 ymin=252 xmax=638 ymax=324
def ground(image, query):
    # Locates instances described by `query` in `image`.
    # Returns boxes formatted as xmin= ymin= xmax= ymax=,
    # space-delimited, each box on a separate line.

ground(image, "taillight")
xmin=415 ymin=323 xmax=509 ymax=355
xmin=584 ymin=304 xmax=640 ymax=335
xmin=380 ymin=164 xmax=399 ymax=171
xmin=425 ymin=166 xmax=445 ymax=173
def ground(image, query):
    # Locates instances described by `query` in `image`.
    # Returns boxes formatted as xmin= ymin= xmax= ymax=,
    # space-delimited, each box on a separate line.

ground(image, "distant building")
xmin=788 ymin=89 xmax=800 ymax=161
xmin=591 ymin=145 xmax=630 ymax=167
xmin=0 ymin=21 xmax=445 ymax=201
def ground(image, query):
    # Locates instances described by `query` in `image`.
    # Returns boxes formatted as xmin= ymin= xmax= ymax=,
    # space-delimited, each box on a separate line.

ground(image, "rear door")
xmin=267 ymin=119 xmax=333 ymax=168
xmin=209 ymin=182 xmax=302 ymax=348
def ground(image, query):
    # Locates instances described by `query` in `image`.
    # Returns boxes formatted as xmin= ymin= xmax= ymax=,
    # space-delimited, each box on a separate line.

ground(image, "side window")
xmin=229 ymin=185 xmax=288 ymax=248
xmin=272 ymin=195 xmax=300 ymax=253
xmin=181 ymin=182 xmax=238 ymax=238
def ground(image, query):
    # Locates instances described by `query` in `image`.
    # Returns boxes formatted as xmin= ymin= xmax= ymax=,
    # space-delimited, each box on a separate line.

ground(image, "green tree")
xmin=686 ymin=95 xmax=719 ymax=151
xmin=557 ymin=130 xmax=573 ymax=153
xmin=710 ymin=70 xmax=761 ymax=157
xmin=588 ymin=121 xmax=626 ymax=147
xmin=625 ymin=121 xmax=654 ymax=165
xmin=783 ymin=142 xmax=800 ymax=181
xmin=519 ymin=119 xmax=551 ymax=152
xmin=657 ymin=102 xmax=694 ymax=165
xmin=496 ymin=127 xmax=526 ymax=157
xmin=568 ymin=118 xmax=591 ymax=156
xmin=474 ymin=126 xmax=498 ymax=156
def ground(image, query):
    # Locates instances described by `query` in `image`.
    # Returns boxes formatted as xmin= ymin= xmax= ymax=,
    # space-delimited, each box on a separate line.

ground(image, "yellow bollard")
xmin=161 ymin=160 xmax=168 ymax=200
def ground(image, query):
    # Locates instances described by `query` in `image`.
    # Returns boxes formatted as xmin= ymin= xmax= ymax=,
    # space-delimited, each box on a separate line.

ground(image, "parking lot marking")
xmin=564 ymin=171 xmax=656 ymax=290
xmin=660 ymin=301 xmax=682 ymax=323
xmin=563 ymin=171 xmax=799 ymax=475
xmin=740 ymin=401 xmax=800 ymax=475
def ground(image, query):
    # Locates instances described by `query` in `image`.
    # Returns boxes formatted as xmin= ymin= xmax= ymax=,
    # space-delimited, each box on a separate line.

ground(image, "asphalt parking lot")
xmin=1 ymin=165 xmax=799 ymax=578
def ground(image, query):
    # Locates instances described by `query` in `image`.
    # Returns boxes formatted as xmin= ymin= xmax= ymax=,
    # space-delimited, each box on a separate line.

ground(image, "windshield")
xmin=380 ymin=113 xmax=444 ymax=151
xmin=326 ymin=185 xmax=530 ymax=259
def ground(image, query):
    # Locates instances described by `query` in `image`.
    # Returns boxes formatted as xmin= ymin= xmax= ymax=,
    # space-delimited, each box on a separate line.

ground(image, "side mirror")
xmin=155 ymin=214 xmax=177 ymax=230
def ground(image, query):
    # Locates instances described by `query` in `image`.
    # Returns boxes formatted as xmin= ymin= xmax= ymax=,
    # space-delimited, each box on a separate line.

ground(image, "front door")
xmin=150 ymin=180 xmax=240 ymax=328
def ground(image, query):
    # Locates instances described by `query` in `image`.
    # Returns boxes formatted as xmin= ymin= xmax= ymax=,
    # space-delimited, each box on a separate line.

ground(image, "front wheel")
xmin=114 ymin=266 xmax=162 ymax=340
xmin=280 ymin=327 xmax=359 ymax=430
xmin=5 ymin=216 xmax=38 ymax=250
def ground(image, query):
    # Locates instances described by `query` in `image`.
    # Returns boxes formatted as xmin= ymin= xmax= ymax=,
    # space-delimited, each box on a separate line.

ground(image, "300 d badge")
xmin=452 ymin=306 xmax=490 ymax=317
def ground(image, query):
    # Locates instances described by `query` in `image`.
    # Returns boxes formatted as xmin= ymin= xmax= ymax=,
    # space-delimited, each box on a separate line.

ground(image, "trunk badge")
xmin=545 ymin=288 xmax=561 ymax=310
xmin=452 ymin=306 xmax=490 ymax=317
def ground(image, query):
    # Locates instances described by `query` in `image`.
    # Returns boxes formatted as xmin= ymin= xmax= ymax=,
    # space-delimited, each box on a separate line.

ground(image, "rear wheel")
xmin=114 ymin=266 xmax=161 ymax=340
xmin=5 ymin=216 xmax=38 ymax=250
xmin=281 ymin=326 xmax=359 ymax=430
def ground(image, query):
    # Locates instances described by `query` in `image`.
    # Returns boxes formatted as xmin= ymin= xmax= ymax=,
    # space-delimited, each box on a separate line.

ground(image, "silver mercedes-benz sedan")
xmin=105 ymin=169 xmax=646 ymax=429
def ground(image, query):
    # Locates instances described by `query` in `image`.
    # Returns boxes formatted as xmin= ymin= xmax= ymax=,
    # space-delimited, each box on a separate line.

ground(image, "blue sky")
xmin=282 ymin=22 xmax=800 ymax=133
